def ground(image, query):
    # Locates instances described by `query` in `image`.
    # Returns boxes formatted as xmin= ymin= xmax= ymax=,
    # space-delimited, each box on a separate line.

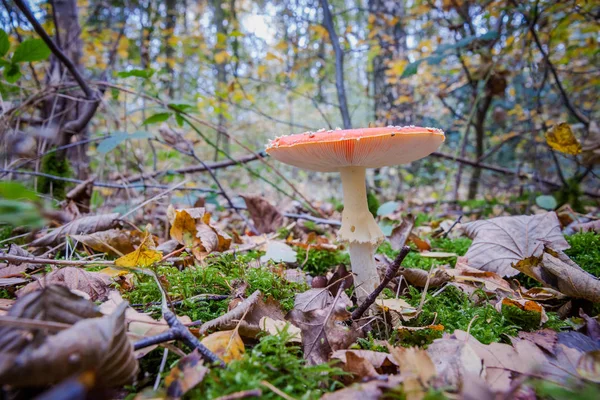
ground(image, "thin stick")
xmin=153 ymin=348 xmax=169 ymax=391
xmin=260 ymin=381 xmax=297 ymax=400
xmin=351 ymin=246 xmax=410 ymax=320
xmin=0 ymin=253 xmax=113 ymax=266
xmin=120 ymin=180 xmax=187 ymax=220
xmin=213 ymin=389 xmax=262 ymax=400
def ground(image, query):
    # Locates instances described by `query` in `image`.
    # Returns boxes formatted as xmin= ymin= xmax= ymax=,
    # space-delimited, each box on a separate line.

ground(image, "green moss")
xmin=122 ymin=254 xmax=306 ymax=321
xmin=296 ymin=248 xmax=348 ymax=276
xmin=39 ymin=152 xmax=72 ymax=200
xmin=194 ymin=328 xmax=345 ymax=399
xmin=0 ymin=289 xmax=12 ymax=299
xmin=429 ymin=237 xmax=472 ymax=256
xmin=397 ymin=286 xmax=566 ymax=346
xmin=565 ymin=231 xmax=600 ymax=277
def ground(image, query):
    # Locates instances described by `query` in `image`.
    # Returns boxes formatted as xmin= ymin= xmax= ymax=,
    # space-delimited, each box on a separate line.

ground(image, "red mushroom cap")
xmin=266 ymin=126 xmax=445 ymax=172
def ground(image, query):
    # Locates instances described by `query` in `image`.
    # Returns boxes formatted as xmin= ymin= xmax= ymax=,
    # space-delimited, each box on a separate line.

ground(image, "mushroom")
xmin=266 ymin=126 xmax=445 ymax=301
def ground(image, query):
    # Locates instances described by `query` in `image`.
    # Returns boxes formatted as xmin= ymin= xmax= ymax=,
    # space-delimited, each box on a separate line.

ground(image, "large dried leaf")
xmin=241 ymin=195 xmax=284 ymax=234
xmin=31 ymin=213 xmax=120 ymax=247
xmin=168 ymin=206 xmax=231 ymax=260
xmin=514 ymin=248 xmax=600 ymax=302
xmin=200 ymin=330 xmax=245 ymax=364
xmin=426 ymin=338 xmax=483 ymax=390
xmin=388 ymin=346 xmax=436 ymax=400
xmin=389 ymin=214 xmax=415 ymax=250
xmin=0 ymin=244 xmax=36 ymax=278
xmin=0 ymin=286 xmax=137 ymax=387
xmin=332 ymin=349 xmax=399 ymax=380
xmin=463 ymin=212 xmax=569 ymax=277
xmin=287 ymin=289 xmax=360 ymax=365
xmin=71 ymin=229 xmax=146 ymax=256
xmin=16 ymin=267 xmax=112 ymax=301
xmin=165 ymin=350 xmax=208 ymax=399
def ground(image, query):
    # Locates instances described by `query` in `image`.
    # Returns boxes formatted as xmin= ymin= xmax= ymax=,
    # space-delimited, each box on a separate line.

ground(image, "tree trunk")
xmin=44 ymin=0 xmax=89 ymax=180
xmin=467 ymin=94 xmax=493 ymax=199
xmin=212 ymin=0 xmax=229 ymax=160
xmin=369 ymin=0 xmax=411 ymax=126
xmin=164 ymin=0 xmax=177 ymax=98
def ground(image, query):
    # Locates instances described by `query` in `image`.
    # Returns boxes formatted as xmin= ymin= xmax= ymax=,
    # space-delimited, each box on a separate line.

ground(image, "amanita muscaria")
xmin=266 ymin=126 xmax=444 ymax=301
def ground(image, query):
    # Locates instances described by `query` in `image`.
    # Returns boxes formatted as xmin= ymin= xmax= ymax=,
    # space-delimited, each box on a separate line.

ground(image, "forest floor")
xmin=0 ymin=189 xmax=599 ymax=400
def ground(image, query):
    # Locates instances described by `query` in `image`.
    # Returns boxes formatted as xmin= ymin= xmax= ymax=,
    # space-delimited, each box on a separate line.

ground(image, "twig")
xmin=153 ymin=348 xmax=169 ymax=390
xmin=133 ymin=309 xmax=225 ymax=367
xmin=120 ymin=180 xmax=188 ymax=220
xmin=0 ymin=253 xmax=113 ymax=266
xmin=213 ymin=389 xmax=262 ymax=400
xmin=130 ymin=294 xmax=229 ymax=309
xmin=351 ymin=246 xmax=410 ymax=320
xmin=442 ymin=215 xmax=463 ymax=239
xmin=260 ymin=381 xmax=296 ymax=400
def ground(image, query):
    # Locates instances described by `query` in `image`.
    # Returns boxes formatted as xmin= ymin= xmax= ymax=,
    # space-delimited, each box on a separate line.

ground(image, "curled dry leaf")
xmin=200 ymin=330 xmax=245 ymax=364
xmin=0 ymin=285 xmax=137 ymax=387
xmin=426 ymin=338 xmax=484 ymax=390
xmin=165 ymin=349 xmax=208 ymax=399
xmin=16 ymin=267 xmax=112 ymax=301
xmin=332 ymin=349 xmax=399 ymax=379
xmin=397 ymin=267 xmax=450 ymax=288
xmin=241 ymin=195 xmax=284 ymax=234
xmin=168 ymin=206 xmax=231 ymax=260
xmin=31 ymin=213 xmax=121 ymax=247
xmin=70 ymin=229 xmax=146 ymax=256
xmin=463 ymin=212 xmax=569 ymax=277
xmin=514 ymin=247 xmax=600 ymax=302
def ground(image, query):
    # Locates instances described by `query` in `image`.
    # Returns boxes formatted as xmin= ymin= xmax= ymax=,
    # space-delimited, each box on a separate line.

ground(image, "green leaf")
xmin=97 ymin=131 xmax=153 ymax=154
xmin=377 ymin=201 xmax=399 ymax=216
xmin=142 ymin=112 xmax=171 ymax=126
xmin=117 ymin=68 xmax=155 ymax=79
xmin=0 ymin=199 xmax=44 ymax=227
xmin=4 ymin=63 xmax=21 ymax=83
xmin=175 ymin=113 xmax=185 ymax=127
xmin=0 ymin=29 xmax=9 ymax=57
xmin=536 ymin=195 xmax=557 ymax=210
xmin=12 ymin=39 xmax=51 ymax=63
xmin=0 ymin=58 xmax=10 ymax=68
xmin=0 ymin=181 xmax=37 ymax=200
xmin=400 ymin=60 xmax=422 ymax=78
xmin=168 ymin=103 xmax=194 ymax=112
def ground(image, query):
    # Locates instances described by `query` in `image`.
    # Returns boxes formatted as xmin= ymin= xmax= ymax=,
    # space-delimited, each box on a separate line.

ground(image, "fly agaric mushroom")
xmin=266 ymin=126 xmax=444 ymax=301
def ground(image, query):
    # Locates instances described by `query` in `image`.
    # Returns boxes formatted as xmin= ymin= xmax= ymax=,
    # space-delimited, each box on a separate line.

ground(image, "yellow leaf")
xmin=98 ymin=267 xmax=129 ymax=277
xmin=545 ymin=123 xmax=582 ymax=155
xmin=214 ymin=50 xmax=229 ymax=64
xmin=310 ymin=25 xmax=329 ymax=39
xmin=200 ymin=330 xmax=245 ymax=364
xmin=114 ymin=234 xmax=162 ymax=268
xmin=265 ymin=52 xmax=282 ymax=62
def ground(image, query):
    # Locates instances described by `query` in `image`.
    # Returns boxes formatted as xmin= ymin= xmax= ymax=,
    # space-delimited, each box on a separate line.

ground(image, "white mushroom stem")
xmin=338 ymin=166 xmax=385 ymax=301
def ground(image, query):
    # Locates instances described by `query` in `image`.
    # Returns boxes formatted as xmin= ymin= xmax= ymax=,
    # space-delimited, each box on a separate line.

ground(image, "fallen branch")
xmin=351 ymin=246 xmax=410 ymax=320
xmin=130 ymin=294 xmax=229 ymax=309
xmin=0 ymin=253 xmax=114 ymax=267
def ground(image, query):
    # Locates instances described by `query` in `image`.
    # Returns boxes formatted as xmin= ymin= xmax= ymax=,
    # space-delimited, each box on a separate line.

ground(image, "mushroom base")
xmin=348 ymin=242 xmax=379 ymax=300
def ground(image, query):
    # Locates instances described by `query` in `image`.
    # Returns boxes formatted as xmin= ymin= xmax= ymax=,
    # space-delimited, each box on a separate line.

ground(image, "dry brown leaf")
xmin=165 ymin=349 xmax=208 ymax=399
xmin=71 ymin=229 xmax=145 ymax=256
xmin=463 ymin=212 xmax=569 ymax=277
xmin=516 ymin=329 xmax=558 ymax=353
xmin=331 ymin=349 xmax=399 ymax=378
xmin=199 ymin=291 xmax=260 ymax=335
xmin=0 ymin=286 xmax=137 ymax=387
xmin=0 ymin=245 xmax=36 ymax=279
xmin=388 ymin=346 xmax=436 ymax=400
xmin=389 ymin=214 xmax=415 ymax=250
xmin=577 ymin=350 xmax=600 ymax=383
xmin=168 ymin=207 xmax=231 ymax=260
xmin=293 ymin=288 xmax=334 ymax=312
xmin=426 ymin=338 xmax=484 ymax=389
xmin=200 ymin=330 xmax=245 ymax=364
xmin=447 ymin=260 xmax=513 ymax=296
xmin=16 ymin=267 xmax=112 ymax=301
xmin=241 ymin=195 xmax=284 ymax=234
xmin=514 ymin=247 xmax=600 ymax=302
xmin=287 ymin=289 xmax=360 ymax=365
xmin=397 ymin=267 xmax=450 ymax=288
xmin=320 ymin=375 xmax=404 ymax=400
xmin=31 ymin=213 xmax=121 ymax=247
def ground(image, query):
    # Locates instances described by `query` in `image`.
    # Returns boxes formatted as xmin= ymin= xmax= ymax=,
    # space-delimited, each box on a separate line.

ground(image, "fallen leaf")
xmin=426 ymin=338 xmax=484 ymax=389
xmin=320 ymin=374 xmax=404 ymax=400
xmin=577 ymin=350 xmax=600 ymax=383
xmin=397 ymin=267 xmax=450 ymax=288
xmin=331 ymin=349 xmax=399 ymax=372
xmin=463 ymin=212 xmax=569 ymax=277
xmin=71 ymin=229 xmax=146 ymax=256
xmin=31 ymin=213 xmax=121 ymax=247
xmin=200 ymin=330 xmax=245 ymax=364
xmin=259 ymin=317 xmax=302 ymax=342
xmin=241 ymin=195 xmax=284 ymax=234
xmin=514 ymin=247 xmax=600 ymax=302
xmin=165 ymin=350 xmax=208 ymax=399
xmin=407 ymin=233 xmax=431 ymax=252
xmin=389 ymin=214 xmax=415 ymax=250
xmin=115 ymin=234 xmax=163 ymax=269
xmin=287 ymin=288 xmax=360 ymax=365
xmin=15 ymin=267 xmax=112 ymax=301
xmin=516 ymin=329 xmax=558 ymax=353
xmin=446 ymin=260 xmax=513 ymax=295
xmin=388 ymin=345 xmax=436 ymax=400
xmin=0 ymin=286 xmax=137 ymax=387
xmin=0 ymin=244 xmax=36 ymax=279
xmin=419 ymin=251 xmax=457 ymax=258
xmin=375 ymin=297 xmax=418 ymax=324
xmin=260 ymin=241 xmax=297 ymax=263
xmin=545 ymin=122 xmax=582 ymax=155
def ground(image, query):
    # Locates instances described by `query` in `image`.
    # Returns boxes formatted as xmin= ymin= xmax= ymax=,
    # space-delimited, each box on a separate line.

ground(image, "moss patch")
xmin=565 ymin=231 xmax=600 ymax=277
xmin=39 ymin=152 xmax=72 ymax=200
